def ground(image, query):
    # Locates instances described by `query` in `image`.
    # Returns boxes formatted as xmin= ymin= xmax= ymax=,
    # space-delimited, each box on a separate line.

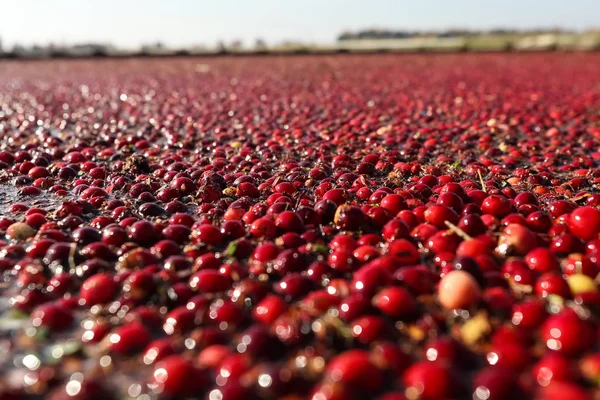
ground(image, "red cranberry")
xmin=525 ymin=248 xmax=559 ymax=273
xmin=403 ymin=361 xmax=461 ymax=400
xmin=568 ymin=206 xmax=600 ymax=240
xmin=253 ymin=294 xmax=287 ymax=324
xmin=373 ymin=286 xmax=417 ymax=320
xmin=31 ymin=302 xmax=73 ymax=332
xmin=438 ymin=270 xmax=481 ymax=310
xmin=511 ymin=298 xmax=547 ymax=330
xmin=129 ymin=220 xmax=158 ymax=245
xmin=541 ymin=309 xmax=595 ymax=355
xmin=109 ymin=321 xmax=151 ymax=355
xmin=472 ymin=367 xmax=525 ymax=400
xmin=481 ymin=195 xmax=512 ymax=218
xmin=151 ymin=355 xmax=209 ymax=397
xmin=326 ymin=350 xmax=383 ymax=391
xmin=534 ymin=273 xmax=571 ymax=298
xmin=80 ymin=273 xmax=118 ymax=305
xmin=189 ymin=269 xmax=230 ymax=293
xmin=532 ymin=353 xmax=579 ymax=386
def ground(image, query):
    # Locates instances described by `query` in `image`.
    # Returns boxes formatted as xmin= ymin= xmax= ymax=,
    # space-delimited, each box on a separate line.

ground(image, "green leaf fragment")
xmin=225 ymin=242 xmax=238 ymax=257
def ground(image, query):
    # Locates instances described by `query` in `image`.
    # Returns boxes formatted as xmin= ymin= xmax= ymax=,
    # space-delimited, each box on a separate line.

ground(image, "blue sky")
xmin=1 ymin=0 xmax=598 ymax=48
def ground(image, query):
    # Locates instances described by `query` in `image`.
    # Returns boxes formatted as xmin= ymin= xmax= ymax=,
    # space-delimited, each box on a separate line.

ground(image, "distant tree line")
xmin=0 ymin=37 xmax=272 ymax=58
xmin=337 ymin=28 xmax=575 ymax=41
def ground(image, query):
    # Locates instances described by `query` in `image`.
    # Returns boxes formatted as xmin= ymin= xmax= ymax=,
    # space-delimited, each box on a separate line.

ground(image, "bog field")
xmin=0 ymin=54 xmax=599 ymax=399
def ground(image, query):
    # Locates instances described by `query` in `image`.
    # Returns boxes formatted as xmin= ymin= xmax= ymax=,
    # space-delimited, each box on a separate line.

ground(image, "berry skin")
xmin=532 ymin=353 xmax=579 ymax=386
xmin=424 ymin=205 xmax=459 ymax=229
xmin=568 ymin=206 xmax=600 ymax=241
xmin=275 ymin=211 xmax=305 ymax=233
xmin=536 ymin=382 xmax=593 ymax=400
xmin=567 ymin=274 xmax=598 ymax=295
xmin=109 ymin=322 xmax=151 ymax=355
xmin=541 ymin=309 xmax=595 ymax=355
xmin=525 ymin=248 xmax=560 ymax=273
xmin=403 ymin=361 xmax=460 ymax=400
xmin=511 ymin=299 xmax=547 ymax=330
xmin=152 ymin=355 xmax=209 ymax=397
xmin=80 ymin=273 xmax=118 ymax=305
xmin=481 ymin=195 xmax=513 ymax=218
xmin=31 ymin=302 xmax=73 ymax=332
xmin=253 ymin=294 xmax=288 ymax=325
xmin=438 ymin=270 xmax=481 ymax=310
xmin=325 ymin=350 xmax=383 ymax=391
xmin=472 ymin=367 xmax=525 ymax=400
xmin=373 ymin=286 xmax=417 ymax=320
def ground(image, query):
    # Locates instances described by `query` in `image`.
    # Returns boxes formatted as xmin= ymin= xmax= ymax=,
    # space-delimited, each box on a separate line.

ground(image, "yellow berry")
xmin=567 ymin=274 xmax=598 ymax=295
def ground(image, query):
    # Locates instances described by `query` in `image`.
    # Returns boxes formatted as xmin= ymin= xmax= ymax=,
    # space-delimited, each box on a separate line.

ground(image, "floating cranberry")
xmin=326 ymin=350 xmax=382 ymax=391
xmin=438 ymin=270 xmax=480 ymax=310
xmin=334 ymin=204 xmax=365 ymax=231
xmin=525 ymin=248 xmax=559 ymax=273
xmin=481 ymin=195 xmax=512 ymax=218
xmin=511 ymin=298 xmax=547 ymax=330
xmin=568 ymin=206 xmax=600 ymax=241
xmin=6 ymin=222 xmax=36 ymax=241
xmin=403 ymin=361 xmax=460 ymax=400
xmin=472 ymin=367 xmax=525 ymax=400
xmin=541 ymin=309 xmax=595 ymax=355
xmin=151 ymin=355 xmax=209 ymax=397
xmin=253 ymin=294 xmax=288 ymax=325
xmin=532 ymin=353 xmax=579 ymax=386
xmin=373 ymin=286 xmax=417 ymax=320
xmin=189 ymin=269 xmax=230 ymax=293
xmin=80 ymin=273 xmax=117 ymax=305
xmin=31 ymin=302 xmax=73 ymax=332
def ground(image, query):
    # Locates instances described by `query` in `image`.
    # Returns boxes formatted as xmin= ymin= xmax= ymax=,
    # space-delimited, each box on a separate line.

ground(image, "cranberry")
xmin=80 ymin=273 xmax=117 ymax=305
xmin=380 ymin=194 xmax=407 ymax=214
xmin=151 ymin=355 xmax=209 ymax=396
xmin=481 ymin=195 xmax=512 ymax=218
xmin=486 ymin=341 xmax=530 ymax=371
xmin=123 ymin=270 xmax=156 ymax=300
xmin=275 ymin=273 xmax=313 ymax=300
xmin=534 ymin=273 xmax=571 ymax=298
xmin=386 ymin=239 xmax=420 ymax=265
xmin=250 ymin=217 xmax=277 ymax=239
xmin=253 ymin=294 xmax=288 ymax=325
xmin=532 ymin=353 xmax=579 ymax=386
xmin=163 ymin=255 xmax=191 ymax=272
xmin=326 ymin=350 xmax=383 ymax=391
xmin=496 ymin=223 xmax=537 ymax=256
xmin=511 ymin=298 xmax=547 ymax=330
xmin=525 ymin=248 xmax=559 ymax=273
xmin=129 ymin=220 xmax=158 ymax=245
xmin=395 ymin=265 xmax=437 ymax=295
xmin=162 ymin=224 xmax=191 ymax=244
xmin=472 ymin=367 xmax=525 ymax=400
xmin=403 ymin=361 xmax=461 ymax=400
xmin=189 ymin=269 xmax=230 ymax=293
xmin=373 ymin=286 xmax=417 ymax=320
xmin=568 ymin=206 xmax=600 ymax=240
xmin=541 ymin=309 xmax=595 ymax=355
xmin=273 ymin=249 xmax=308 ymax=275
xmin=424 ymin=205 xmax=459 ymax=229
xmin=31 ymin=302 xmax=73 ymax=332
xmin=438 ymin=270 xmax=481 ymax=310
xmin=163 ymin=306 xmax=197 ymax=334
xmin=109 ymin=321 xmax=151 ymax=355
xmin=274 ymin=211 xmax=305 ymax=233
xmin=536 ymin=382 xmax=592 ymax=400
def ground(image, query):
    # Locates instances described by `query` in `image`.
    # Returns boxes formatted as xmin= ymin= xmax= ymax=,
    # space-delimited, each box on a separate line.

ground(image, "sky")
xmin=0 ymin=0 xmax=598 ymax=49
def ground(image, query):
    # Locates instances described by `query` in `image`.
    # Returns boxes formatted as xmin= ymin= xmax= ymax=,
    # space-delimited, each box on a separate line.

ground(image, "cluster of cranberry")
xmin=0 ymin=54 xmax=599 ymax=399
